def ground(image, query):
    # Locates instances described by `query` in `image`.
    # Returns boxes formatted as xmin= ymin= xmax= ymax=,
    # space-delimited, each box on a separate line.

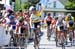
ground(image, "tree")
xmin=21 ymin=2 xmax=32 ymax=10
xmin=65 ymin=0 xmax=75 ymax=18
xmin=14 ymin=0 xmax=21 ymax=11
xmin=28 ymin=0 xmax=40 ymax=7
xmin=14 ymin=0 xmax=40 ymax=11
xmin=21 ymin=0 xmax=40 ymax=10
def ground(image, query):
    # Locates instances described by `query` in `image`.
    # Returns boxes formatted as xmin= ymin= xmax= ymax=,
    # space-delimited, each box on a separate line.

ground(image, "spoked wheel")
xmin=55 ymin=29 xmax=58 ymax=47
xmin=69 ymin=30 xmax=73 ymax=46
xmin=55 ymin=32 xmax=58 ymax=47
xmin=61 ymin=35 xmax=65 ymax=49
xmin=34 ymin=29 xmax=40 ymax=49
xmin=47 ymin=26 xmax=51 ymax=41
xmin=34 ymin=38 xmax=40 ymax=49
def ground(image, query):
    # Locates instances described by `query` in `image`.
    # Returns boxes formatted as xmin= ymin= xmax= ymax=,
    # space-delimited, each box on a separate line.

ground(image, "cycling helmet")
xmin=19 ymin=9 xmax=22 ymax=12
xmin=19 ymin=17 xmax=24 ymax=23
xmin=67 ymin=13 xmax=71 ymax=17
xmin=9 ymin=15 xmax=15 ymax=20
xmin=55 ymin=16 xmax=58 ymax=20
xmin=29 ymin=6 xmax=34 ymax=11
xmin=48 ymin=13 xmax=51 ymax=16
xmin=32 ymin=7 xmax=36 ymax=11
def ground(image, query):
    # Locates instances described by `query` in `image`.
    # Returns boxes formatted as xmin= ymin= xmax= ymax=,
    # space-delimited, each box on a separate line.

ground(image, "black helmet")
xmin=19 ymin=9 xmax=22 ymax=12
xmin=19 ymin=17 xmax=24 ymax=23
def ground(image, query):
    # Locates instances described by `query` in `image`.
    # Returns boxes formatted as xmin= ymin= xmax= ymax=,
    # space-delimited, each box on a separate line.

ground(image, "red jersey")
xmin=46 ymin=16 xmax=52 ymax=22
xmin=51 ymin=19 xmax=56 ymax=25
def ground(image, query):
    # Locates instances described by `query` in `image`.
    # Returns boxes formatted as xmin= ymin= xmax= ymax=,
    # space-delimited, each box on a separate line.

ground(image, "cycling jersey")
xmin=56 ymin=20 xmax=66 ymax=31
xmin=7 ymin=21 xmax=17 ymax=30
xmin=17 ymin=20 xmax=29 ymax=35
xmin=35 ymin=11 xmax=41 ymax=17
xmin=65 ymin=16 xmax=74 ymax=21
xmin=51 ymin=19 xmax=56 ymax=25
xmin=45 ymin=16 xmax=52 ymax=26
xmin=65 ymin=16 xmax=74 ymax=28
xmin=30 ymin=13 xmax=41 ymax=23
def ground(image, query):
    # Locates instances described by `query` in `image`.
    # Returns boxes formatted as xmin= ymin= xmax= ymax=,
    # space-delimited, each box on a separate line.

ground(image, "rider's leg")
xmin=36 ymin=22 xmax=41 ymax=33
xmin=57 ymin=31 xmax=61 ymax=42
xmin=64 ymin=31 xmax=67 ymax=40
xmin=72 ymin=28 xmax=74 ymax=39
xmin=34 ymin=22 xmax=40 ymax=48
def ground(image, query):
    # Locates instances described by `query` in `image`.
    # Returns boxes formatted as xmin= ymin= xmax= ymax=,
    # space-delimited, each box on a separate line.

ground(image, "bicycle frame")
xmin=47 ymin=25 xmax=52 ymax=40
xmin=56 ymin=29 xmax=67 ymax=48
xmin=34 ymin=25 xmax=41 ymax=49
xmin=61 ymin=31 xmax=66 ymax=49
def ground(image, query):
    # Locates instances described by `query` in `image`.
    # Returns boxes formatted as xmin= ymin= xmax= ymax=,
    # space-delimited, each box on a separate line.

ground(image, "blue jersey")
xmin=8 ymin=21 xmax=16 ymax=30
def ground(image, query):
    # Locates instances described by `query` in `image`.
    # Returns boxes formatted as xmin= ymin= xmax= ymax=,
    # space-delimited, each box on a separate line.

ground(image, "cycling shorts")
xmin=34 ymin=22 xmax=40 ymax=28
xmin=46 ymin=21 xmax=51 ymax=26
xmin=57 ymin=25 xmax=65 ymax=31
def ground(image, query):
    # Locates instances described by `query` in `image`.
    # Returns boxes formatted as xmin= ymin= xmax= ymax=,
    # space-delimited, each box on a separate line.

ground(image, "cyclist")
xmin=65 ymin=13 xmax=74 ymax=41
xmin=0 ymin=11 xmax=11 ymax=47
xmin=45 ymin=13 xmax=53 ymax=40
xmin=30 ymin=6 xmax=43 ymax=49
xmin=51 ymin=17 xmax=57 ymax=38
xmin=16 ymin=16 xmax=29 ymax=46
xmin=56 ymin=15 xmax=67 ymax=45
xmin=6 ymin=15 xmax=18 ymax=46
xmin=16 ymin=10 xmax=24 ymax=21
xmin=51 ymin=17 xmax=57 ymax=32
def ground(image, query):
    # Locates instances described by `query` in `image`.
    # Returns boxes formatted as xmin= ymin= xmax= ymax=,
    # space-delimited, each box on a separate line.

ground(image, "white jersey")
xmin=56 ymin=20 xmax=66 ymax=31
xmin=17 ymin=21 xmax=30 ymax=34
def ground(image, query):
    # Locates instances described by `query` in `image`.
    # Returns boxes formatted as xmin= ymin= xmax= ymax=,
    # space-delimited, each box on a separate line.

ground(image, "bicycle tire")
xmin=34 ymin=29 xmax=40 ymax=49
xmin=47 ymin=26 xmax=51 ymax=40
xmin=55 ymin=29 xmax=58 ymax=47
xmin=61 ymin=33 xmax=65 ymax=49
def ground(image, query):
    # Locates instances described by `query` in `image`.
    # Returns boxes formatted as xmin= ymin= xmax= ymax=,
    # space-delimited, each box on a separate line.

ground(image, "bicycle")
xmin=61 ymin=30 xmax=66 ymax=49
xmin=68 ymin=27 xmax=73 ymax=46
xmin=33 ymin=25 xmax=41 ymax=49
xmin=7 ymin=25 xmax=17 ymax=46
xmin=47 ymin=24 xmax=53 ymax=41
xmin=56 ymin=25 xmax=67 ymax=49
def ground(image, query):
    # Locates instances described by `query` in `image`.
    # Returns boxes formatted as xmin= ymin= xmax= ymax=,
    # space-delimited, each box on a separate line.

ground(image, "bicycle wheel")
xmin=34 ymin=31 xmax=40 ymax=49
xmin=69 ymin=30 xmax=73 ymax=46
xmin=47 ymin=26 xmax=51 ymax=40
xmin=55 ymin=31 xmax=58 ymax=47
xmin=61 ymin=33 xmax=65 ymax=49
xmin=55 ymin=28 xmax=58 ymax=47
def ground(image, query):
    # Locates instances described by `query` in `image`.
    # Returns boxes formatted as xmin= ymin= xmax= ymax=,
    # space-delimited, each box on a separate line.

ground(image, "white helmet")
xmin=67 ymin=13 xmax=71 ymax=17
xmin=29 ymin=6 xmax=34 ymax=11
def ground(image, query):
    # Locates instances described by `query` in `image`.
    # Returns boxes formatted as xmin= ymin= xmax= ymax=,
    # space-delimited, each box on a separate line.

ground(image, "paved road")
xmin=2 ymin=27 xmax=75 ymax=49
xmin=27 ymin=28 xmax=75 ymax=49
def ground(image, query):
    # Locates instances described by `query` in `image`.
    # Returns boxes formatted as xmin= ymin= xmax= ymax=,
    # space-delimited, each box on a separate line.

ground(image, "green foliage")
xmin=14 ymin=0 xmax=40 ymax=11
xmin=65 ymin=0 xmax=75 ymax=18
xmin=28 ymin=0 xmax=40 ymax=6
xmin=65 ymin=2 xmax=75 ymax=10
xmin=22 ymin=2 xmax=32 ymax=9
xmin=68 ymin=0 xmax=75 ymax=2
xmin=65 ymin=0 xmax=75 ymax=10
xmin=14 ymin=0 xmax=21 ymax=11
